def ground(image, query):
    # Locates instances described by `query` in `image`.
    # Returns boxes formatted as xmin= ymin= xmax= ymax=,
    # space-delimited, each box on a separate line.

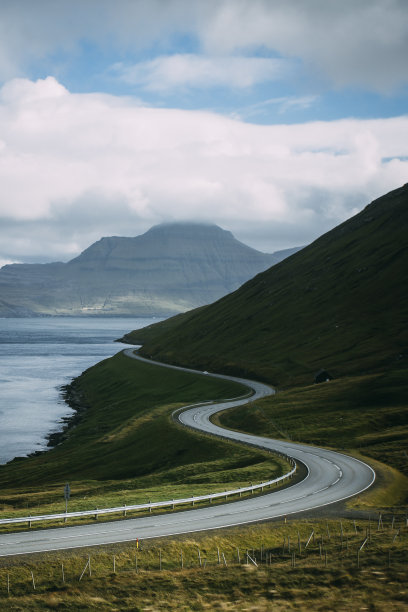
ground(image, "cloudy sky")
xmin=0 ymin=0 xmax=407 ymax=265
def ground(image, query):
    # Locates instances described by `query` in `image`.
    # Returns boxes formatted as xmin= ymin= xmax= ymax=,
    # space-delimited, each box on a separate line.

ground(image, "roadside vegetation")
xmin=1 ymin=517 xmax=407 ymax=610
xmin=217 ymin=369 xmax=408 ymax=509
xmin=0 ymin=352 xmax=288 ymax=524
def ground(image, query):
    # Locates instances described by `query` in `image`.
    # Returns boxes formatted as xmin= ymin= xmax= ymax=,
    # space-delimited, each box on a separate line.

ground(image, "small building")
xmin=314 ymin=369 xmax=333 ymax=384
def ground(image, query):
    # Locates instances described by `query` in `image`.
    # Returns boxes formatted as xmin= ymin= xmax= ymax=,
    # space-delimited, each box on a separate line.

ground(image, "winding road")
xmin=0 ymin=350 xmax=375 ymax=557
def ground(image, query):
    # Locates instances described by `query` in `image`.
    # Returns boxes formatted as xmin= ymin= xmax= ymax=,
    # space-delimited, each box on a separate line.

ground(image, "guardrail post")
xmin=149 ymin=500 xmax=152 ymax=513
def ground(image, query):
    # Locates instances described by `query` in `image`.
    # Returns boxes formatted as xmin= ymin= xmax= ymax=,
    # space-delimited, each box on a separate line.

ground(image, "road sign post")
xmin=64 ymin=483 xmax=71 ymax=514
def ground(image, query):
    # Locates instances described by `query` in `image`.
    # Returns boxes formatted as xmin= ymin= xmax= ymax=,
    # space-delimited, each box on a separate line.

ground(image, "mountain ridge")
xmin=122 ymin=184 xmax=408 ymax=387
xmin=0 ymin=222 xmax=300 ymax=317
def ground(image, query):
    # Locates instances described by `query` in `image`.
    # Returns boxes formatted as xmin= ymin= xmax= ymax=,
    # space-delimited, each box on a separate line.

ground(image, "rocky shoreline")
xmin=12 ymin=379 xmax=90 ymax=462
xmin=46 ymin=380 xmax=89 ymax=448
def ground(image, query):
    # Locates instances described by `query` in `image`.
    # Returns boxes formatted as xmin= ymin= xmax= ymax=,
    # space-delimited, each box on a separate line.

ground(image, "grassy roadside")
xmin=0 ymin=352 xmax=289 ymax=524
xmin=217 ymin=369 xmax=408 ymax=509
xmin=1 ymin=517 xmax=407 ymax=610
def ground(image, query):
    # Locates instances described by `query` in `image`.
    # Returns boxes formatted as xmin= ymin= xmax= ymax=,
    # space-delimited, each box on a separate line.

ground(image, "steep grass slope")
xmin=123 ymin=184 xmax=408 ymax=388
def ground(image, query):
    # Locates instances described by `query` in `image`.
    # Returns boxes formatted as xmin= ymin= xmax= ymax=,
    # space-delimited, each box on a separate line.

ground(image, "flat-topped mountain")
xmin=123 ymin=185 xmax=408 ymax=386
xmin=0 ymin=223 xmax=298 ymax=317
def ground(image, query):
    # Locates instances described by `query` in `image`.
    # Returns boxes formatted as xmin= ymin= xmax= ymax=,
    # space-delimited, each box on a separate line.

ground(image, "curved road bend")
xmin=0 ymin=350 xmax=375 ymax=557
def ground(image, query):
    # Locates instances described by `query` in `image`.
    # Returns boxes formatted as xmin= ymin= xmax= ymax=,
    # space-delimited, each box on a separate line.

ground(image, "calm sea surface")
xmin=0 ymin=317 xmax=159 ymax=464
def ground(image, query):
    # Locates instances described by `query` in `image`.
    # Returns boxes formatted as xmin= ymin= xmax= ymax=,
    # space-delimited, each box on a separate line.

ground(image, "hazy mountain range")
xmin=0 ymin=223 xmax=300 ymax=317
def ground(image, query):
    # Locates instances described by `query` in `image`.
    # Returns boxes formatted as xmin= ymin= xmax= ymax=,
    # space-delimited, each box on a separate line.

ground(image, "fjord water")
xmin=0 ymin=317 xmax=157 ymax=464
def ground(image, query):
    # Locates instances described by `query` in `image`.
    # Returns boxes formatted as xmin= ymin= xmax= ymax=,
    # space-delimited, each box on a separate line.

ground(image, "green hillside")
xmin=0 ymin=353 xmax=285 ymax=519
xmin=122 ymin=184 xmax=408 ymax=388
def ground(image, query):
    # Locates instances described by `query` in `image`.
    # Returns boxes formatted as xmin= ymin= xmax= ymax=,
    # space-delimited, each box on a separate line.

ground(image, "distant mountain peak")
xmin=0 ymin=221 xmax=300 ymax=317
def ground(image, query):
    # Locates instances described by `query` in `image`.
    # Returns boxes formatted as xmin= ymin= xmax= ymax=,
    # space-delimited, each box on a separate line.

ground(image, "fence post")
xmin=79 ymin=558 xmax=90 ymax=581
xmin=305 ymin=530 xmax=314 ymax=549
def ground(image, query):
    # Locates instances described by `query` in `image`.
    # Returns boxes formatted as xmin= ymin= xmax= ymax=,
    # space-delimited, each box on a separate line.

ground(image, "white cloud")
xmin=0 ymin=257 xmax=20 ymax=269
xmin=200 ymin=0 xmax=408 ymax=92
xmin=239 ymin=95 xmax=319 ymax=119
xmin=113 ymin=54 xmax=292 ymax=91
xmin=0 ymin=77 xmax=407 ymax=259
xmin=0 ymin=1 xmax=406 ymax=93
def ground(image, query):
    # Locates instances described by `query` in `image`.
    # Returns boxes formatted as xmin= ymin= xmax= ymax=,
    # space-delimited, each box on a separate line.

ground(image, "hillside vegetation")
xmin=121 ymin=185 xmax=408 ymax=498
xmin=0 ymin=353 xmax=285 ymax=519
xmin=123 ymin=184 xmax=408 ymax=388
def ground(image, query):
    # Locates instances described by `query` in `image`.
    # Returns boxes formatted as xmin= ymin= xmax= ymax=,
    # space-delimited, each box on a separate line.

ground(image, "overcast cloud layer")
xmin=0 ymin=0 xmax=407 ymax=264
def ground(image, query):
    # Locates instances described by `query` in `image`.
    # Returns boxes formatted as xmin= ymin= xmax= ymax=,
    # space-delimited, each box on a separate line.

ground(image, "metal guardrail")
xmin=0 ymin=462 xmax=296 ymax=526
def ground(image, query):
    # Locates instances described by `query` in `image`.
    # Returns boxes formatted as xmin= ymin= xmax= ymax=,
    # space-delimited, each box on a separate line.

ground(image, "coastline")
xmin=45 ymin=380 xmax=89 ymax=449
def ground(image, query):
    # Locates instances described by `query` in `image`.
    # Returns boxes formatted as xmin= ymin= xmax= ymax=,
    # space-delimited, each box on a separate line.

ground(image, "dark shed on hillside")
xmin=314 ymin=369 xmax=333 ymax=383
